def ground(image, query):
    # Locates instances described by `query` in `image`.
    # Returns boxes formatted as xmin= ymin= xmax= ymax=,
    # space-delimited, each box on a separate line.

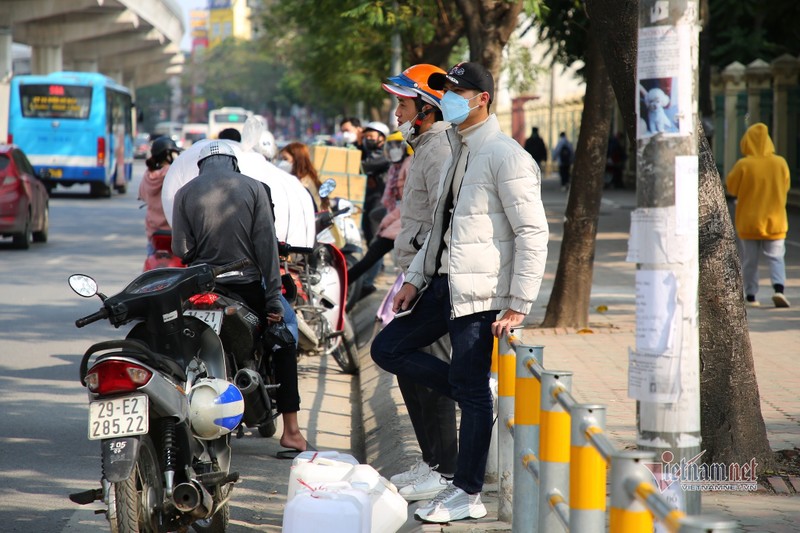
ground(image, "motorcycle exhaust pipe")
xmin=234 ymin=369 xmax=272 ymax=427
xmin=173 ymin=480 xmax=213 ymax=518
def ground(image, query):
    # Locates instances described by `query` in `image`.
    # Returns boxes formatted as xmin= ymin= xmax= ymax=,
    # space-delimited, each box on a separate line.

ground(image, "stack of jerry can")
xmin=282 ymin=451 xmax=408 ymax=533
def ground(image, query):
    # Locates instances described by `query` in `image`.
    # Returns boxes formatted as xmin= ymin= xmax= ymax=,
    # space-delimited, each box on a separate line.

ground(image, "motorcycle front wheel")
xmin=109 ymin=435 xmax=162 ymax=533
xmin=331 ymin=315 xmax=359 ymax=375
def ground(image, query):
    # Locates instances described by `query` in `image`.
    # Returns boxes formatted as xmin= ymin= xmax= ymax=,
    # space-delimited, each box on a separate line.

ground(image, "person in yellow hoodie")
xmin=726 ymin=123 xmax=791 ymax=308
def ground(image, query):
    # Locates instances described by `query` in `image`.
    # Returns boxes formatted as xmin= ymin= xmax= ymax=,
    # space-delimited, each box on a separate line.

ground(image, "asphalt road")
xmin=0 ymin=161 xmax=368 ymax=532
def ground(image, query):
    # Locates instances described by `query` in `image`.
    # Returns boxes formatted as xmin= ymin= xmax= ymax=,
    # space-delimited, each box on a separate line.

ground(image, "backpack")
xmin=559 ymin=144 xmax=572 ymax=165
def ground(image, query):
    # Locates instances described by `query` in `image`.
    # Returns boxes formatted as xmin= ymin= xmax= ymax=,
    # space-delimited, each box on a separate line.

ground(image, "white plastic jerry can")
xmin=347 ymin=464 xmax=408 ymax=533
xmin=287 ymin=455 xmax=357 ymax=500
xmin=282 ymin=484 xmax=371 ymax=533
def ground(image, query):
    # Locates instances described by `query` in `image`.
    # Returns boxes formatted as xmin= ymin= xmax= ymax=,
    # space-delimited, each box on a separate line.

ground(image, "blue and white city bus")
xmin=7 ymin=71 xmax=134 ymax=197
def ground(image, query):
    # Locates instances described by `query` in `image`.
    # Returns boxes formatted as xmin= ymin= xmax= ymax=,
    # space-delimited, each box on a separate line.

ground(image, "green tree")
xmin=537 ymin=0 xmax=614 ymax=328
xmin=185 ymin=38 xmax=292 ymax=116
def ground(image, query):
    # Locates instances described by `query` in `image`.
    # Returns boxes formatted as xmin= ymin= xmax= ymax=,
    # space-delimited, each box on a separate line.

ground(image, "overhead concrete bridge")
xmin=1 ymin=0 xmax=185 ymax=88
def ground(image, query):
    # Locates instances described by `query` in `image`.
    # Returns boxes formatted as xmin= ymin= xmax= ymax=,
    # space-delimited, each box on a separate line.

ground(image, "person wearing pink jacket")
xmin=138 ymin=136 xmax=181 ymax=254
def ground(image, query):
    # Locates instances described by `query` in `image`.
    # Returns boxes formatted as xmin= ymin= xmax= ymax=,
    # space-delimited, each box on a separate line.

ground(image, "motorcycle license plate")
xmin=88 ymin=395 xmax=148 ymax=441
xmin=184 ymin=309 xmax=223 ymax=334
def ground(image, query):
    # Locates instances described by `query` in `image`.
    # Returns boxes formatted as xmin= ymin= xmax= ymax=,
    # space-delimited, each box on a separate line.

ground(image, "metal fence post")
xmin=609 ymin=451 xmax=656 ymax=533
xmin=538 ymin=370 xmax=572 ymax=532
xmin=569 ymin=404 xmax=607 ymax=533
xmin=486 ymin=337 xmax=499 ymax=484
xmin=497 ymin=333 xmax=516 ymax=523
xmin=512 ymin=343 xmax=543 ymax=532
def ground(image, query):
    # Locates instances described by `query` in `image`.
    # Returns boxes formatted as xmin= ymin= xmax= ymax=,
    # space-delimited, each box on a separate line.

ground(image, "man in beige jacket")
xmin=379 ymin=64 xmax=458 ymax=502
xmin=372 ymin=62 xmax=549 ymax=523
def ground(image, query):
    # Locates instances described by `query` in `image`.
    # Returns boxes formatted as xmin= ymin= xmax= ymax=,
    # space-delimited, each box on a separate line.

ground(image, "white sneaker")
xmin=389 ymin=459 xmax=431 ymax=487
xmin=773 ymin=293 xmax=790 ymax=308
xmin=399 ymin=470 xmax=448 ymax=501
xmin=414 ymin=484 xmax=488 ymax=523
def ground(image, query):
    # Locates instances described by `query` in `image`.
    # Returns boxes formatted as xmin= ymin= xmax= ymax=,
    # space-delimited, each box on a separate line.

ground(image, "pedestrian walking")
xmin=371 ymin=62 xmax=549 ymax=524
xmin=552 ymin=131 xmax=574 ymax=191
xmin=523 ymin=126 xmax=548 ymax=170
xmin=378 ymin=63 xmax=459 ymax=502
xmin=726 ymin=122 xmax=791 ymax=308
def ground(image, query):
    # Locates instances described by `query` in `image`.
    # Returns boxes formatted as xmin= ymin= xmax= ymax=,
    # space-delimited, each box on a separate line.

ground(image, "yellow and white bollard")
xmin=538 ymin=370 xmax=572 ymax=532
xmin=496 ymin=333 xmax=516 ymax=522
xmin=609 ymin=450 xmax=656 ymax=533
xmin=569 ymin=404 xmax=607 ymax=532
xmin=511 ymin=343 xmax=543 ymax=532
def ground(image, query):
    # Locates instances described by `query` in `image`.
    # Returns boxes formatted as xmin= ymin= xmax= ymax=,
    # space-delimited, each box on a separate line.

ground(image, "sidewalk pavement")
xmin=354 ymin=174 xmax=800 ymax=531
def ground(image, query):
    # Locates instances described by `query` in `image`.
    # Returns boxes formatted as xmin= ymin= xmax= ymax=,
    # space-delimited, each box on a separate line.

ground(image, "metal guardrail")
xmin=490 ymin=333 xmax=739 ymax=532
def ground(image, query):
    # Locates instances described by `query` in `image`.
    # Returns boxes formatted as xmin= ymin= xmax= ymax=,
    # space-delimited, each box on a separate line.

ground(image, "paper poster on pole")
xmin=628 ymin=348 xmax=681 ymax=403
xmin=627 ymin=207 xmax=695 ymax=264
xmin=635 ymin=269 xmax=678 ymax=353
xmin=627 ymin=208 xmax=670 ymax=263
xmin=636 ymin=25 xmax=693 ymax=139
xmin=674 ymin=156 xmax=699 ymax=235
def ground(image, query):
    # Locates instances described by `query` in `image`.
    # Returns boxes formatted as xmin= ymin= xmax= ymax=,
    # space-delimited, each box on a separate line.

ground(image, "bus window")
xmin=208 ymin=107 xmax=252 ymax=139
xmin=20 ymin=84 xmax=92 ymax=119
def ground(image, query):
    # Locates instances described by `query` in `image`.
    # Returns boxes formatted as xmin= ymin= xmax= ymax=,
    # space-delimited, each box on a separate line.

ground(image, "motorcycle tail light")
xmin=86 ymin=360 xmax=152 ymax=394
xmin=189 ymin=293 xmax=220 ymax=306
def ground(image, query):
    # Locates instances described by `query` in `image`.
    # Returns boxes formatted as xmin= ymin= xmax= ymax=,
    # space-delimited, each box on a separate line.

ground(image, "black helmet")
xmin=150 ymin=136 xmax=182 ymax=160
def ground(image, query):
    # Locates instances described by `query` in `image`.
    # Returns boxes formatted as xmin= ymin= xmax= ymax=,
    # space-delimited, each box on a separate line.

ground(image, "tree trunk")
xmin=696 ymin=130 xmax=773 ymax=469
xmin=586 ymin=0 xmax=773 ymax=470
xmin=454 ymin=0 xmax=522 ymax=79
xmin=541 ymin=20 xmax=614 ymax=328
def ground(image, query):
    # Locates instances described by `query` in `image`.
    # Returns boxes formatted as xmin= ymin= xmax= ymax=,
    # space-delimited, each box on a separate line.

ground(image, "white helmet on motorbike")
xmin=197 ymin=141 xmax=238 ymax=169
xmin=189 ymin=378 xmax=245 ymax=440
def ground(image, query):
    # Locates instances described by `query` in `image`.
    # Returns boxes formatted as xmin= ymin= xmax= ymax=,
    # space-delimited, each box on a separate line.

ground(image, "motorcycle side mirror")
xmin=68 ymin=274 xmax=99 ymax=298
xmin=318 ymin=178 xmax=337 ymax=198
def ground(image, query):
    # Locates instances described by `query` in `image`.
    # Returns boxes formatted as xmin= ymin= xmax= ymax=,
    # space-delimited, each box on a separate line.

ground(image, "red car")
xmin=0 ymin=145 xmax=49 ymax=249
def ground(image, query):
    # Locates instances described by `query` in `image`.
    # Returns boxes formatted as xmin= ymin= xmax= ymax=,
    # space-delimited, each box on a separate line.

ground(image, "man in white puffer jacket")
xmin=371 ymin=62 xmax=549 ymax=524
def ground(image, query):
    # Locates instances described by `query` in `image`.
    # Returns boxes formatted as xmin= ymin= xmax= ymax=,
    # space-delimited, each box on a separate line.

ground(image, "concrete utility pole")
xmin=631 ymin=0 xmax=701 ymax=514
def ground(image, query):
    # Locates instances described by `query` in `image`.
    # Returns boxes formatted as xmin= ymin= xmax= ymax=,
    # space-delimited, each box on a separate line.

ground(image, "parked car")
xmin=133 ymin=133 xmax=151 ymax=159
xmin=0 ymin=145 xmax=49 ymax=249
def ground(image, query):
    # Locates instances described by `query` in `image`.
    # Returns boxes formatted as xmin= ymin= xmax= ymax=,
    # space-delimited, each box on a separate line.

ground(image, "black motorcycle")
xmin=68 ymin=260 xmax=251 ymax=533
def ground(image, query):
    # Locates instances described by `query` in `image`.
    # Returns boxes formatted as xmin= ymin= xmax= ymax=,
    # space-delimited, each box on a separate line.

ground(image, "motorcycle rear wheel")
xmin=192 ymin=499 xmax=230 ymax=533
xmin=109 ymin=435 xmax=162 ymax=533
xmin=331 ymin=315 xmax=359 ymax=375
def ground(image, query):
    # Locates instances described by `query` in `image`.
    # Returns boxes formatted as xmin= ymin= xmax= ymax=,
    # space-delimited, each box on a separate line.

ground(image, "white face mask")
xmin=397 ymin=120 xmax=414 ymax=141
xmin=342 ymin=131 xmax=357 ymax=144
xmin=388 ymin=147 xmax=405 ymax=163
xmin=277 ymin=159 xmax=293 ymax=174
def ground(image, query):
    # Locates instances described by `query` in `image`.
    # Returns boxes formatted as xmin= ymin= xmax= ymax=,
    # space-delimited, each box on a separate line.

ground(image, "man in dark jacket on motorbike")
xmin=172 ymin=141 xmax=312 ymax=456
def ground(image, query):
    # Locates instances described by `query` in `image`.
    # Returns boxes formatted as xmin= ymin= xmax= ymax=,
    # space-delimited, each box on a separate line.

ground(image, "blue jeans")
xmin=371 ymin=275 xmax=497 ymax=494
xmin=280 ymin=294 xmax=299 ymax=347
xmin=739 ymin=238 xmax=786 ymax=297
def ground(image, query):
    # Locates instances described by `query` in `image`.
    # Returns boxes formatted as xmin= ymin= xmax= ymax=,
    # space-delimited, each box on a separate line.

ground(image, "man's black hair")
xmin=219 ymin=128 xmax=242 ymax=142
xmin=340 ymin=117 xmax=361 ymax=128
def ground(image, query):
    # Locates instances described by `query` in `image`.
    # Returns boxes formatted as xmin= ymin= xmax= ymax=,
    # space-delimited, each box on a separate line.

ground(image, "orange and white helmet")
xmin=382 ymin=64 xmax=446 ymax=108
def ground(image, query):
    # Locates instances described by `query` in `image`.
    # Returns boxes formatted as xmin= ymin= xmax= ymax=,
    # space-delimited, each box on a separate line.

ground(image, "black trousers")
xmin=216 ymin=281 xmax=300 ymax=413
xmin=347 ymin=236 xmax=394 ymax=283
xmin=397 ymin=376 xmax=458 ymax=474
